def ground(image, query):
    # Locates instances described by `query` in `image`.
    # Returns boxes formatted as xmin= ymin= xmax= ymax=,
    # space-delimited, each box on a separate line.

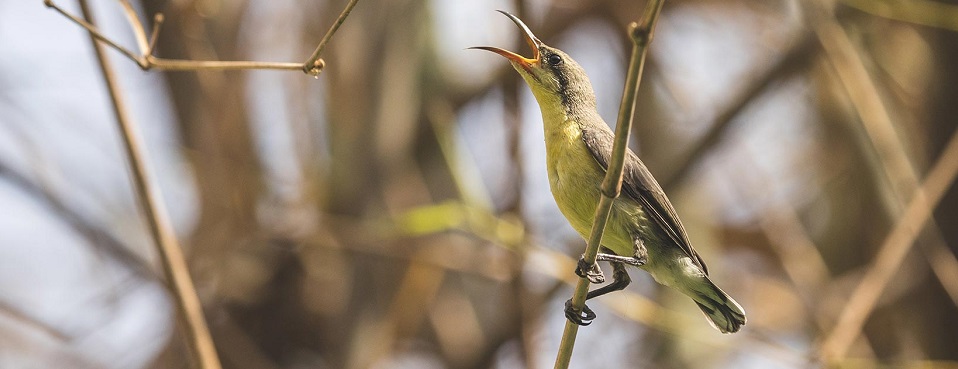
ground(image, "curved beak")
xmin=469 ymin=10 xmax=542 ymax=72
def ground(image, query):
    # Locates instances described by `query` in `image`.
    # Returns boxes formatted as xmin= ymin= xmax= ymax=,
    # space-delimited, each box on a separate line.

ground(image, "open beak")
xmin=470 ymin=10 xmax=542 ymax=72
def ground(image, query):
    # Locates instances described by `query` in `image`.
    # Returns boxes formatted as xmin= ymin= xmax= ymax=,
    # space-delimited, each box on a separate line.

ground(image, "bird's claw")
xmin=575 ymin=256 xmax=605 ymax=284
xmin=564 ymin=299 xmax=596 ymax=326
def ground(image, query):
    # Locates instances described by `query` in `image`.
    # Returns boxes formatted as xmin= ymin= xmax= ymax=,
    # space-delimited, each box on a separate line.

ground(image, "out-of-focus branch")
xmin=740 ymin=165 xmax=831 ymax=306
xmin=730 ymin=152 xmax=881 ymax=358
xmin=0 ymin=298 xmax=70 ymax=342
xmin=45 ymin=0 xmax=360 ymax=76
xmin=809 ymin=0 xmax=958 ymax=361
xmin=820 ymin=125 xmax=958 ymax=362
xmin=0 ymin=161 xmax=155 ymax=280
xmin=385 ymin=191 xmax=805 ymax=363
xmin=116 ymin=0 xmax=149 ymax=53
xmin=839 ymin=0 xmax=958 ymax=32
xmin=426 ymin=101 xmax=495 ymax=209
xmin=810 ymin=6 xmax=913 ymax=202
xmin=554 ymin=1 xmax=664 ymax=368
xmin=660 ymin=33 xmax=818 ymax=191
xmin=811 ymin=0 xmax=958 ymax=308
xmin=530 ymin=241 xmax=804 ymax=365
xmin=76 ymin=1 xmax=221 ymax=368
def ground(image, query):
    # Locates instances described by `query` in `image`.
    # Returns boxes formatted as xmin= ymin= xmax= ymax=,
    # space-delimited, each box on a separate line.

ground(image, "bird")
xmin=471 ymin=10 xmax=746 ymax=333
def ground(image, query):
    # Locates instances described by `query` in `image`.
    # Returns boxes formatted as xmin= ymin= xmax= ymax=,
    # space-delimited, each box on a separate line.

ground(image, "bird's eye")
xmin=547 ymin=54 xmax=562 ymax=66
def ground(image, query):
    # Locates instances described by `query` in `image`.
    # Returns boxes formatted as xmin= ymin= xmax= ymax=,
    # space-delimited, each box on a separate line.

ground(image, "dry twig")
xmin=45 ymin=0 xmax=360 ymax=76
xmin=76 ymin=0 xmax=221 ymax=367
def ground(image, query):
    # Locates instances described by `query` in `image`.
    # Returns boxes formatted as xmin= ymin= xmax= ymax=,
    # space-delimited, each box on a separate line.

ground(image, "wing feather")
xmin=581 ymin=125 xmax=708 ymax=274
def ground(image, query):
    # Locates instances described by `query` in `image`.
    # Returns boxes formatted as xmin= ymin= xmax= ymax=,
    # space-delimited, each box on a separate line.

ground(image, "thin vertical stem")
xmin=553 ymin=1 xmax=665 ymax=368
xmin=77 ymin=1 xmax=221 ymax=368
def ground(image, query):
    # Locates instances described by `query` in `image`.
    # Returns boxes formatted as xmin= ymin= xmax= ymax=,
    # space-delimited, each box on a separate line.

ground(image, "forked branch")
xmin=45 ymin=0 xmax=360 ymax=76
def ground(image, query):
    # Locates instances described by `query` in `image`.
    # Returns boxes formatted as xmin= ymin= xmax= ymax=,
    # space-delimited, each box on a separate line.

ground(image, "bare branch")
xmin=0 ymin=299 xmax=70 ymax=342
xmin=303 ymin=0 xmax=362 ymax=75
xmin=146 ymin=57 xmax=303 ymax=72
xmin=44 ymin=0 xmax=359 ymax=75
xmin=146 ymin=13 xmax=164 ymax=58
xmin=44 ymin=0 xmax=145 ymax=67
xmin=116 ymin=0 xmax=148 ymax=53
xmin=76 ymin=1 xmax=221 ymax=368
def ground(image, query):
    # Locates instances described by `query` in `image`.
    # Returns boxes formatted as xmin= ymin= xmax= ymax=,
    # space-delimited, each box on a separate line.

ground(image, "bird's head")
xmin=471 ymin=11 xmax=597 ymax=113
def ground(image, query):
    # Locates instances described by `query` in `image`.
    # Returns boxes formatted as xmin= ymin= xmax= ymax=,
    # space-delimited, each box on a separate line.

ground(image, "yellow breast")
xmin=533 ymin=84 xmax=641 ymax=257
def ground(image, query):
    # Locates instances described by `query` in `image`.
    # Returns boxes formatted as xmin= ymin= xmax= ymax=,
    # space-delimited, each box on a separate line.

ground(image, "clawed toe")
xmin=575 ymin=256 xmax=605 ymax=284
xmin=564 ymin=299 xmax=596 ymax=326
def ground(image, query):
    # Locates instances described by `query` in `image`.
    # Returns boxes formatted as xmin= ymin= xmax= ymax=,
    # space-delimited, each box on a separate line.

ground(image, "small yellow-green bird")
xmin=472 ymin=11 xmax=746 ymax=333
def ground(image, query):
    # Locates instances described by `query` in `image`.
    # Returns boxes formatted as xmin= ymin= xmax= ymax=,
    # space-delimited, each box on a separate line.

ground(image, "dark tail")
xmin=689 ymin=277 xmax=746 ymax=334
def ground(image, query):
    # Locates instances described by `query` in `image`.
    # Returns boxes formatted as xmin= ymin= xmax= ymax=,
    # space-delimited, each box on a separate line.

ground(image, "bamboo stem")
xmin=553 ymin=1 xmax=665 ymax=368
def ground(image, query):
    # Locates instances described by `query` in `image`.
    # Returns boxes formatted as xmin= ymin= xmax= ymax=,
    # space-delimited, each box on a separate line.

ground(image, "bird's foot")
xmin=564 ymin=299 xmax=596 ymax=326
xmin=575 ymin=256 xmax=605 ymax=284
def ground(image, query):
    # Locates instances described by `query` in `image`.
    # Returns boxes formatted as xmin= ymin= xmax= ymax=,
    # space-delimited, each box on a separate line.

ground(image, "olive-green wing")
xmin=581 ymin=125 xmax=708 ymax=274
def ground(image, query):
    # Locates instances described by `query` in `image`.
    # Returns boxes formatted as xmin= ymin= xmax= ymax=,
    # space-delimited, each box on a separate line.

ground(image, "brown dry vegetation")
xmin=2 ymin=0 xmax=958 ymax=368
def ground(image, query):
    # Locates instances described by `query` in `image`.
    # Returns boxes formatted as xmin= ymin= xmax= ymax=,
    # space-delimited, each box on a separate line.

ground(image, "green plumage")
xmin=474 ymin=11 xmax=746 ymax=333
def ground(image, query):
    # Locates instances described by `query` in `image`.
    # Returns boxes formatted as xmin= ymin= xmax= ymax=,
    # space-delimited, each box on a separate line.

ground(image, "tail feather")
xmin=689 ymin=278 xmax=746 ymax=334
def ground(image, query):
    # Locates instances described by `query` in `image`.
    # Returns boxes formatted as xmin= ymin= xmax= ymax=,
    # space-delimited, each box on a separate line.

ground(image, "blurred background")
xmin=2 ymin=0 xmax=957 ymax=368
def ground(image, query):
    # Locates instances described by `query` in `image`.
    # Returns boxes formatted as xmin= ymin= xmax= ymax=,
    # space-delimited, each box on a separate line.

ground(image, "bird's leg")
xmin=565 ymin=262 xmax=630 ymax=326
xmin=595 ymin=253 xmax=645 ymax=266
xmin=575 ymin=254 xmax=605 ymax=284
xmin=585 ymin=262 xmax=631 ymax=300
xmin=594 ymin=238 xmax=647 ymax=266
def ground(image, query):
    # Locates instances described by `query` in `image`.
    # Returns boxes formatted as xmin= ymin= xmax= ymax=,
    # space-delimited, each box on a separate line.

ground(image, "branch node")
xmin=47 ymin=0 xmax=349 ymax=76
xmin=136 ymin=59 xmax=151 ymax=71
xmin=304 ymin=58 xmax=325 ymax=76
xmin=303 ymin=0 xmax=360 ymax=76
xmin=628 ymin=22 xmax=649 ymax=44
